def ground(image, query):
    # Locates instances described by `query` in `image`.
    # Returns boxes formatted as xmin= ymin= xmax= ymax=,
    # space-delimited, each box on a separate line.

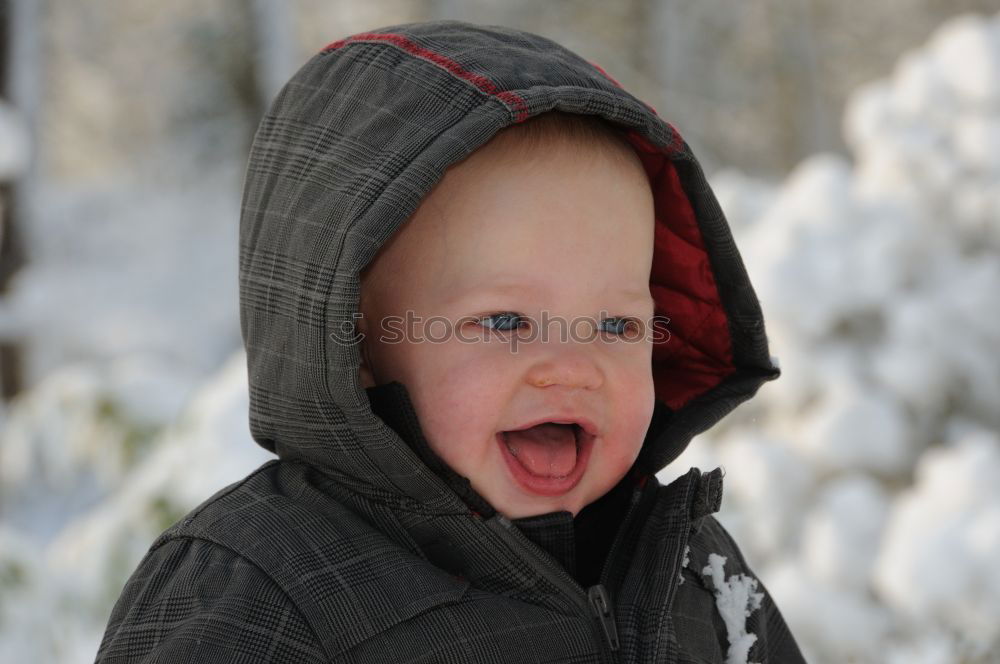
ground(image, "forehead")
xmin=465 ymin=133 xmax=646 ymax=223
xmin=361 ymin=124 xmax=655 ymax=308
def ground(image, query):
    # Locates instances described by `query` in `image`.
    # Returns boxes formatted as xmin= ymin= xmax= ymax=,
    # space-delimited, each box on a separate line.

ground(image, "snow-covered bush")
xmin=0 ymin=355 xmax=196 ymax=540
xmin=876 ymin=426 xmax=1000 ymax=655
xmin=0 ymin=352 xmax=273 ymax=661
xmin=666 ymin=10 xmax=1000 ymax=664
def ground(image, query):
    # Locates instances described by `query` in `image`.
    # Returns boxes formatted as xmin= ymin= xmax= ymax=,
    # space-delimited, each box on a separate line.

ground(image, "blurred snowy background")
xmin=1 ymin=2 xmax=999 ymax=662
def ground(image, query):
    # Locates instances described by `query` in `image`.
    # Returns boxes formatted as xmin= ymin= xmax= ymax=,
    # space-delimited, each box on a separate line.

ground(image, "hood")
xmin=238 ymin=20 xmax=780 ymax=515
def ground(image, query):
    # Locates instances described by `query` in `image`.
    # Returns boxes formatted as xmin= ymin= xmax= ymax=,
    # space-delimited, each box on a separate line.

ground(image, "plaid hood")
xmin=238 ymin=20 xmax=780 ymax=516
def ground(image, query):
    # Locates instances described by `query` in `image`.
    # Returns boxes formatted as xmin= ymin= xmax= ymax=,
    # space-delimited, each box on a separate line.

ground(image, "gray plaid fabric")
xmin=96 ymin=20 xmax=805 ymax=663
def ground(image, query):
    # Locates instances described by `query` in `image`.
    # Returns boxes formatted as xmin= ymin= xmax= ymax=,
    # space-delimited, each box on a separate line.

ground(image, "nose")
xmin=524 ymin=348 xmax=604 ymax=390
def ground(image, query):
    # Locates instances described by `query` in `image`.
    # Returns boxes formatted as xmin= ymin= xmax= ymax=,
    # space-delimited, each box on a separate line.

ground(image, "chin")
xmin=505 ymin=494 xmax=587 ymax=520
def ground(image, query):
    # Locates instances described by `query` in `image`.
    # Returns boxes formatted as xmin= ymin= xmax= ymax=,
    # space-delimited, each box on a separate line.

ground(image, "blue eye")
xmin=600 ymin=317 xmax=640 ymax=337
xmin=479 ymin=312 xmax=526 ymax=331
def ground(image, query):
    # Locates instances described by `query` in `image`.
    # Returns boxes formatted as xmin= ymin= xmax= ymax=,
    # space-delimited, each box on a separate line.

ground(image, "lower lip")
xmin=497 ymin=430 xmax=594 ymax=497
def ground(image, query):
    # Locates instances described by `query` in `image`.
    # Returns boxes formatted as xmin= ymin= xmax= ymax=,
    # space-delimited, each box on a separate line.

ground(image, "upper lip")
xmin=503 ymin=415 xmax=599 ymax=438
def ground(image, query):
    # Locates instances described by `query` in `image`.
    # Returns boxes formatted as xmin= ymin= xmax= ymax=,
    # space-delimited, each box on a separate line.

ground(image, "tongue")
xmin=504 ymin=423 xmax=578 ymax=477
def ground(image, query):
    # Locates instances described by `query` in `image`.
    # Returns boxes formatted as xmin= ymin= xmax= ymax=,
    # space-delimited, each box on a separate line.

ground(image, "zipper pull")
xmin=587 ymin=584 xmax=620 ymax=652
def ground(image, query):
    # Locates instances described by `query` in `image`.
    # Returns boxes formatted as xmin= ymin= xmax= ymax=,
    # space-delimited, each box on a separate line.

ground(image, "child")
xmin=97 ymin=20 xmax=805 ymax=663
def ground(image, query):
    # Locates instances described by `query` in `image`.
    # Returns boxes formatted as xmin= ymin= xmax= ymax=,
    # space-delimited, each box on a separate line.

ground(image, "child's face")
xmin=359 ymin=130 xmax=656 ymax=518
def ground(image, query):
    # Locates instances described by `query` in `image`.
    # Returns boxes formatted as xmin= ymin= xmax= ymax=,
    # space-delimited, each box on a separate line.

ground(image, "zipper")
xmin=588 ymin=585 xmax=620 ymax=652
xmin=490 ymin=481 xmax=651 ymax=658
xmin=589 ymin=482 xmax=649 ymax=655
xmin=492 ymin=515 xmax=621 ymax=659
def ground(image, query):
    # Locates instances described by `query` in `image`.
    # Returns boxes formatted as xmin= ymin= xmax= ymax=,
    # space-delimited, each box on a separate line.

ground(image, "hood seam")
xmin=321 ymin=32 xmax=530 ymax=122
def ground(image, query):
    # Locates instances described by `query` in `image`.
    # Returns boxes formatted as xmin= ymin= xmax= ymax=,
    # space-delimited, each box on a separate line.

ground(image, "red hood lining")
xmin=625 ymin=131 xmax=735 ymax=411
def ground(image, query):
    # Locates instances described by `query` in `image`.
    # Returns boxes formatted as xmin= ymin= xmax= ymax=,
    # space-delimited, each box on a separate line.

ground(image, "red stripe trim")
xmin=323 ymin=32 xmax=530 ymax=122
xmin=588 ymin=60 xmax=623 ymax=89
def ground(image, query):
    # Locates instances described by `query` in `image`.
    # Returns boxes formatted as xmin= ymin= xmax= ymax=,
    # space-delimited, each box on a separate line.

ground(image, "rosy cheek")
xmin=409 ymin=342 xmax=510 ymax=450
xmin=613 ymin=369 xmax=656 ymax=454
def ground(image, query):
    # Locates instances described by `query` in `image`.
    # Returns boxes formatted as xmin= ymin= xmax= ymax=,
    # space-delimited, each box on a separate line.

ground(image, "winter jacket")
xmin=96 ymin=20 xmax=806 ymax=663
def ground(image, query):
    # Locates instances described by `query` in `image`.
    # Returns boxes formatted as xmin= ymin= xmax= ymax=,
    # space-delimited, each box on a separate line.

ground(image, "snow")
xmin=713 ymin=434 xmax=814 ymax=563
xmin=874 ymin=427 xmax=1000 ymax=645
xmin=679 ymin=543 xmax=690 ymax=584
xmin=801 ymin=474 xmax=888 ymax=590
xmin=701 ymin=553 xmax=764 ymax=664
xmin=0 ymin=352 xmax=274 ymax=661
xmin=0 ymin=101 xmax=30 ymax=180
xmin=0 ymin=355 xmax=201 ymax=542
xmin=763 ymin=558 xmax=892 ymax=663
xmin=952 ymin=115 xmax=1000 ymax=171
xmin=926 ymin=14 xmax=1000 ymax=105
xmin=0 ymin=164 xmax=245 ymax=385
xmin=796 ymin=380 xmax=913 ymax=474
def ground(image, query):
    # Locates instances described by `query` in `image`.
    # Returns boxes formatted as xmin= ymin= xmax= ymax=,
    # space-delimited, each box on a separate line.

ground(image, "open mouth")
xmin=497 ymin=421 xmax=595 ymax=496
